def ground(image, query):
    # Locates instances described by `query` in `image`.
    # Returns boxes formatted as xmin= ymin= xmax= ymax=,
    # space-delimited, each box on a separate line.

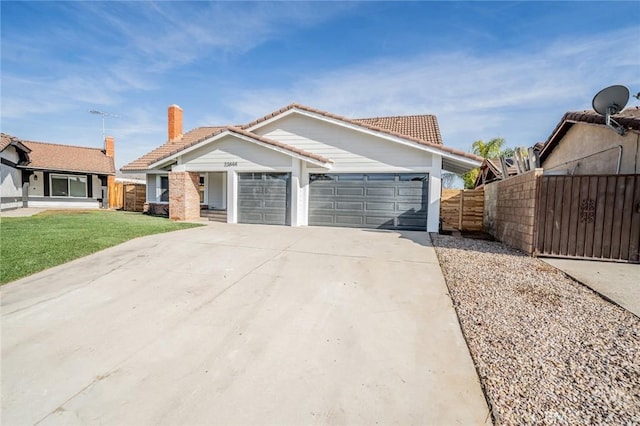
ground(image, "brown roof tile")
xmin=20 ymin=140 xmax=115 ymax=175
xmin=353 ymin=115 xmax=442 ymax=144
xmin=121 ymin=127 xmax=226 ymax=171
xmin=1 ymin=133 xmax=31 ymax=154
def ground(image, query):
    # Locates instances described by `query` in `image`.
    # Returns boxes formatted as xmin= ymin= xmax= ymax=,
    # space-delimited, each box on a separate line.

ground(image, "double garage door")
xmin=238 ymin=172 xmax=428 ymax=230
xmin=309 ymin=173 xmax=428 ymax=231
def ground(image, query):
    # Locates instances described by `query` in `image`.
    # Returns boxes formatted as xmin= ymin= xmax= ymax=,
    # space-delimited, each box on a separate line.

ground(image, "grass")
xmin=0 ymin=210 xmax=203 ymax=284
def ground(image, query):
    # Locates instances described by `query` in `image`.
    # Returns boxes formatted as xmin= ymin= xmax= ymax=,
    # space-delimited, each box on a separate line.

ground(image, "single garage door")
xmin=238 ymin=172 xmax=290 ymax=225
xmin=309 ymin=173 xmax=428 ymax=230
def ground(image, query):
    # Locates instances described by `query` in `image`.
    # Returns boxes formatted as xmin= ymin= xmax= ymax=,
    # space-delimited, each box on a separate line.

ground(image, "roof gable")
xmin=144 ymin=127 xmax=332 ymax=170
xmin=1 ymin=133 xmax=31 ymax=155
xmin=539 ymin=107 xmax=640 ymax=162
xmin=244 ymin=103 xmax=481 ymax=162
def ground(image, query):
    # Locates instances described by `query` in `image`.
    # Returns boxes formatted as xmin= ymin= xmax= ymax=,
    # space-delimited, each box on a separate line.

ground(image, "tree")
xmin=462 ymin=138 xmax=509 ymax=189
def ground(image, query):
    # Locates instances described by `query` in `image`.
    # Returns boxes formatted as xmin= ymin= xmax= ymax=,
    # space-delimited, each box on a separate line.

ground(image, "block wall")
xmin=484 ymin=169 xmax=543 ymax=254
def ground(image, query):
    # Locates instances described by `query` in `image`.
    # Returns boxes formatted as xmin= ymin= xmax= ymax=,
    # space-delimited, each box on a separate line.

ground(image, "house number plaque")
xmin=224 ymin=161 xmax=238 ymax=167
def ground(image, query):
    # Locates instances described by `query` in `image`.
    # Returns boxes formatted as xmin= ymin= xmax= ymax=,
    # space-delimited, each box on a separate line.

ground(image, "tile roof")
xmin=353 ymin=115 xmax=442 ymax=144
xmin=122 ymin=103 xmax=481 ymax=171
xmin=1 ymin=133 xmax=31 ymax=154
xmin=20 ymin=140 xmax=115 ymax=175
xmin=121 ymin=127 xmax=226 ymax=171
xmin=539 ymin=106 xmax=640 ymax=162
xmin=2 ymin=133 xmax=114 ymax=174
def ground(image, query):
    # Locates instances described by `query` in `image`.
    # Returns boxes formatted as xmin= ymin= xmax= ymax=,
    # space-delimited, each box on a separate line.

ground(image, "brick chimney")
xmin=168 ymin=104 xmax=183 ymax=143
xmin=104 ymin=136 xmax=115 ymax=157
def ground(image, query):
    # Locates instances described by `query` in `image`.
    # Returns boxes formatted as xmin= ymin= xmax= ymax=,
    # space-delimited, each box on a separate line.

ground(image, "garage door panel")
xmin=264 ymin=200 xmax=286 ymax=208
xmin=366 ymin=187 xmax=396 ymax=197
xmin=365 ymin=216 xmax=396 ymax=227
xmin=397 ymin=202 xmax=424 ymax=211
xmin=310 ymin=214 xmax=334 ymax=224
xmin=366 ymin=202 xmax=396 ymax=211
xmin=336 ymin=187 xmax=365 ymax=196
xmin=265 ymin=187 xmax=286 ymax=195
xmin=398 ymin=187 xmax=424 ymax=197
xmin=336 ymin=201 xmax=364 ymax=211
xmin=239 ymin=200 xmax=263 ymax=208
xmin=335 ymin=215 xmax=365 ymax=226
xmin=312 ymin=187 xmax=336 ymax=196
xmin=310 ymin=201 xmax=335 ymax=209
xmin=309 ymin=173 xmax=427 ymax=231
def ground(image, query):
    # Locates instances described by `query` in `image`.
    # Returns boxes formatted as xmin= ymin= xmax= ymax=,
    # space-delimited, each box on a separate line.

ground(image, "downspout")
xmin=615 ymin=144 xmax=622 ymax=174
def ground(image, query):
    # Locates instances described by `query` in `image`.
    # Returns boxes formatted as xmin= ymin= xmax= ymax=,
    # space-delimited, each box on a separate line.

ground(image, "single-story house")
xmin=121 ymin=104 xmax=481 ymax=231
xmin=0 ymin=133 xmax=116 ymax=210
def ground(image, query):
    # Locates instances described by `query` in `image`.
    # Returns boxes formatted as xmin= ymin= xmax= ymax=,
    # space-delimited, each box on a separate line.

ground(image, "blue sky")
xmin=2 ymin=1 xmax=639 ymax=169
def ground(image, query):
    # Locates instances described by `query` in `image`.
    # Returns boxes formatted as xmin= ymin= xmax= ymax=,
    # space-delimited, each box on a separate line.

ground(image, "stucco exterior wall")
xmin=543 ymin=124 xmax=640 ymax=175
xmin=484 ymin=169 xmax=543 ymax=254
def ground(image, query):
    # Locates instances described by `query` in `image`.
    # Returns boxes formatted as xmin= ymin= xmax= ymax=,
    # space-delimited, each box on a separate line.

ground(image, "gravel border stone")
xmin=431 ymin=233 xmax=639 ymax=425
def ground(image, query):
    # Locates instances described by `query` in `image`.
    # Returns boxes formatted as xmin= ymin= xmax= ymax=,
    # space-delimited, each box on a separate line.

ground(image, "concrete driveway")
xmin=1 ymin=223 xmax=489 ymax=425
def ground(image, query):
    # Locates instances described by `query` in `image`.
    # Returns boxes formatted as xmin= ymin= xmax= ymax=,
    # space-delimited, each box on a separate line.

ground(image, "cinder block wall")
xmin=483 ymin=169 xmax=543 ymax=254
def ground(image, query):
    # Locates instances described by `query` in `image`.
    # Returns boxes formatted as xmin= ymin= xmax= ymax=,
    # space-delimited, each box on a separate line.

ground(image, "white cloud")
xmin=225 ymin=27 xmax=640 ymax=152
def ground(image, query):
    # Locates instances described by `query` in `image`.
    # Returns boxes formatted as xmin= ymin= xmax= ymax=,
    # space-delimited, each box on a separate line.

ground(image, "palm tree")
xmin=471 ymin=137 xmax=505 ymax=158
xmin=462 ymin=138 xmax=508 ymax=189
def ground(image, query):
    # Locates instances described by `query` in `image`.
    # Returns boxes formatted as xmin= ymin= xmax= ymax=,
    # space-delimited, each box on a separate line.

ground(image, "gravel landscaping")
xmin=431 ymin=234 xmax=640 ymax=425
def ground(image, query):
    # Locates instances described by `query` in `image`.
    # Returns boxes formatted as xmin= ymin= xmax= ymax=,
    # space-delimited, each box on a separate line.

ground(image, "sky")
xmin=2 ymin=1 xmax=640 ymax=170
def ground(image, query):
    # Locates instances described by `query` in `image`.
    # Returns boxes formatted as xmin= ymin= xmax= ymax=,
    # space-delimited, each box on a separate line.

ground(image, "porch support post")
xmin=226 ymin=170 xmax=238 ymax=223
xmin=169 ymin=171 xmax=200 ymax=221
xmin=427 ymin=155 xmax=442 ymax=232
xmin=290 ymin=159 xmax=302 ymax=226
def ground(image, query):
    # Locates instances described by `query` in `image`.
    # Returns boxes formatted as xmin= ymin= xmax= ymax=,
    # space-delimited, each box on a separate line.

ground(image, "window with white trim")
xmin=158 ymin=175 xmax=169 ymax=202
xmin=51 ymin=174 xmax=87 ymax=198
xmin=199 ymin=174 xmax=206 ymax=204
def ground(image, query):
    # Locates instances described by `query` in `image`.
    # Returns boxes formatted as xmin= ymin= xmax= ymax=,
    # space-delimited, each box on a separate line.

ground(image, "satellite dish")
xmin=592 ymin=85 xmax=629 ymax=135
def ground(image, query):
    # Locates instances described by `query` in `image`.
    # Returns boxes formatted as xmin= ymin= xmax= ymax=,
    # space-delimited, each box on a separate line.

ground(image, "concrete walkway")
xmin=1 ymin=224 xmax=490 ymax=425
xmin=0 ymin=207 xmax=48 ymax=217
xmin=542 ymin=258 xmax=640 ymax=317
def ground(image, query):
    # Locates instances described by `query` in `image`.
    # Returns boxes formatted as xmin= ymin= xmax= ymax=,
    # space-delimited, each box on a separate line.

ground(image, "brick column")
xmin=169 ymin=171 xmax=200 ymax=221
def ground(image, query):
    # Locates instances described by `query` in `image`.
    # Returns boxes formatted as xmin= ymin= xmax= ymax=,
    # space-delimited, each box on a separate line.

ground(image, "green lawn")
xmin=0 ymin=210 xmax=203 ymax=284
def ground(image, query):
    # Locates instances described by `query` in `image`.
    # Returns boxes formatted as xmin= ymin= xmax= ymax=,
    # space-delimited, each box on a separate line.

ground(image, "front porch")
xmin=145 ymin=171 xmax=230 ymax=221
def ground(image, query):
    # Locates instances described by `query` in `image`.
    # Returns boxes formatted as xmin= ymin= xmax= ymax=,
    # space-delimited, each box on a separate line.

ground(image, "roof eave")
xmin=19 ymin=165 xmax=115 ymax=175
xmin=146 ymin=129 xmax=333 ymax=170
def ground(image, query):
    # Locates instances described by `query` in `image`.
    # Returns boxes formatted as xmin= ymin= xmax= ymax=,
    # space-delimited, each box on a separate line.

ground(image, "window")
xmin=199 ymin=175 xmax=206 ymax=204
xmin=159 ymin=176 xmax=169 ymax=202
xmin=51 ymin=174 xmax=87 ymax=197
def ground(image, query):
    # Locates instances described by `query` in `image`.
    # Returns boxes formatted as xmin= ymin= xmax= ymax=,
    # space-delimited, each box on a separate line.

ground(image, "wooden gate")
xmin=440 ymin=189 xmax=484 ymax=231
xmin=535 ymin=174 xmax=640 ymax=262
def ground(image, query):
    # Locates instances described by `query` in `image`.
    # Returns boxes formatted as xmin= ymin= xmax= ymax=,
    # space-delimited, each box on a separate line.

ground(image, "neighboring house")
xmin=482 ymin=107 xmax=640 ymax=262
xmin=539 ymin=107 xmax=640 ymax=174
xmin=0 ymin=133 xmax=116 ymax=211
xmin=121 ymin=104 xmax=481 ymax=231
